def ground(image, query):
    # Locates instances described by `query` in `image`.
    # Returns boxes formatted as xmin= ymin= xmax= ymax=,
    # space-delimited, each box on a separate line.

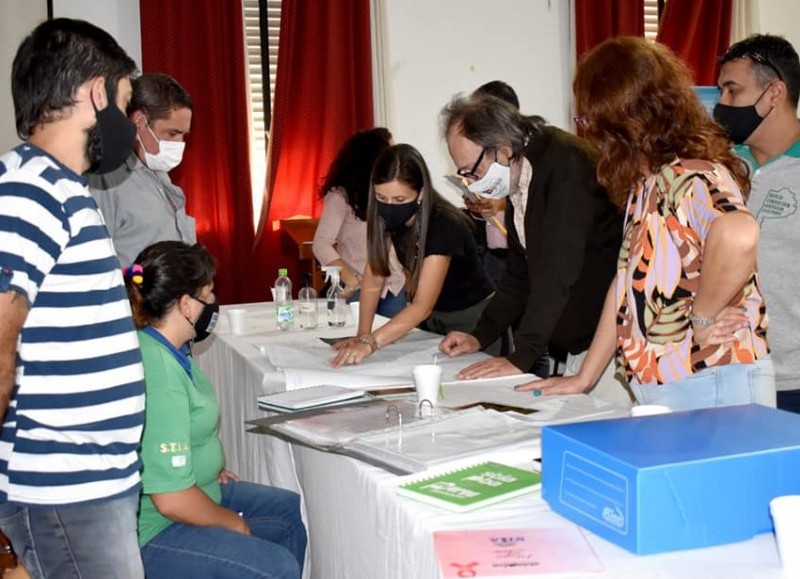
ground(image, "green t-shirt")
xmin=136 ymin=329 xmax=225 ymax=546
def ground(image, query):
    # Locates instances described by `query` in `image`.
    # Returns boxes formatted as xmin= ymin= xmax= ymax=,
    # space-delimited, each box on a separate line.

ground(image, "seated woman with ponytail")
xmin=331 ymin=144 xmax=495 ymax=367
xmin=124 ymin=241 xmax=307 ymax=579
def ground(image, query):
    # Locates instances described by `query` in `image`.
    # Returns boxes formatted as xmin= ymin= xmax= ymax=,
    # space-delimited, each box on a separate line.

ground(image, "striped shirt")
xmin=0 ymin=144 xmax=145 ymax=505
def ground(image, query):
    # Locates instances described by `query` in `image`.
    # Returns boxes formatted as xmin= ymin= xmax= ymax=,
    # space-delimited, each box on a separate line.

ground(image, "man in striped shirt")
xmin=0 ymin=19 xmax=146 ymax=578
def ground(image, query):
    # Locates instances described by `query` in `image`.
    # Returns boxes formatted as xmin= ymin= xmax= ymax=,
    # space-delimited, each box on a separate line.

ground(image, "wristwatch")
xmin=357 ymin=333 xmax=381 ymax=353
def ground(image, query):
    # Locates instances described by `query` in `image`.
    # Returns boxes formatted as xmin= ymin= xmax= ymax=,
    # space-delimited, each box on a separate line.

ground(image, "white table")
xmin=195 ymin=303 xmax=784 ymax=578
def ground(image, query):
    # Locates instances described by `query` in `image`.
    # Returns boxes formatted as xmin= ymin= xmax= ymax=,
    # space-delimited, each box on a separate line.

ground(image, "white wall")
xmin=0 ymin=0 xmax=47 ymax=152
xmin=52 ymin=0 xmax=142 ymax=69
xmin=0 ymin=0 xmax=141 ymax=153
xmin=758 ymin=0 xmax=800 ymax=52
xmin=375 ymin=0 xmax=574 ymax=204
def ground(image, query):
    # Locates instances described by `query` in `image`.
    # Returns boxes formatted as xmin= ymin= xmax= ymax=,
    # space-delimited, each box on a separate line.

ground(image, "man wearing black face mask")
xmin=716 ymin=34 xmax=800 ymax=413
xmin=0 ymin=19 xmax=146 ymax=577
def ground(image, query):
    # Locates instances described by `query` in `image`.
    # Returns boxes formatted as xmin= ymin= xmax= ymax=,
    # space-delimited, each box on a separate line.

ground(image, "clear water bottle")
xmin=322 ymin=266 xmax=347 ymax=328
xmin=297 ymin=273 xmax=318 ymax=329
xmin=274 ymin=268 xmax=295 ymax=331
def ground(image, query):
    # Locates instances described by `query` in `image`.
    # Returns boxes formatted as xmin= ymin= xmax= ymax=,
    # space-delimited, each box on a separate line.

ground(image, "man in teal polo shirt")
xmin=716 ymin=34 xmax=800 ymax=412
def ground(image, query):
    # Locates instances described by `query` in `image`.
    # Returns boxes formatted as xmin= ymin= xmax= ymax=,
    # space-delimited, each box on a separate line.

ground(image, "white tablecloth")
xmin=195 ymin=303 xmax=784 ymax=579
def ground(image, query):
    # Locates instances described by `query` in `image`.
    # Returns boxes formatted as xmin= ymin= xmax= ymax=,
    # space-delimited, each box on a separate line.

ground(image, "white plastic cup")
xmin=412 ymin=364 xmax=442 ymax=411
xmin=226 ymin=308 xmax=247 ymax=335
xmin=630 ymin=404 xmax=673 ymax=417
xmin=771 ymin=495 xmax=800 ymax=575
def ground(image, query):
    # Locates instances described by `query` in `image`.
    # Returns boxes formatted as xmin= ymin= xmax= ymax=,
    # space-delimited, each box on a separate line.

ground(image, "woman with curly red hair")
xmin=517 ymin=37 xmax=775 ymax=410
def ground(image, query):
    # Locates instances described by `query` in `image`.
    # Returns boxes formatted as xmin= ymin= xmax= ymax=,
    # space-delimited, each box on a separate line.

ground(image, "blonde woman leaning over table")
xmin=330 ymin=144 xmax=494 ymax=368
xmin=516 ymin=37 xmax=775 ymax=411
xmin=312 ymin=127 xmax=407 ymax=317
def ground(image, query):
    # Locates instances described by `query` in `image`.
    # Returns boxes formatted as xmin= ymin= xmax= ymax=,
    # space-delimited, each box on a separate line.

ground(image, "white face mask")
xmin=140 ymin=124 xmax=186 ymax=172
xmin=467 ymin=161 xmax=511 ymax=199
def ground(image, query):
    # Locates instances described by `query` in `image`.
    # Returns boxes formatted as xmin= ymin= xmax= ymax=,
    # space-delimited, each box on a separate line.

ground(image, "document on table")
xmin=519 ymin=395 xmax=625 ymax=424
xmin=257 ymin=332 xmax=490 ymax=390
xmin=440 ymin=378 xmax=628 ymax=423
xmin=265 ymin=399 xmax=441 ymax=449
xmin=344 ymin=408 xmax=539 ymax=474
xmin=257 ymin=384 xmax=367 ymax=411
xmin=434 ymin=525 xmax=603 ymax=577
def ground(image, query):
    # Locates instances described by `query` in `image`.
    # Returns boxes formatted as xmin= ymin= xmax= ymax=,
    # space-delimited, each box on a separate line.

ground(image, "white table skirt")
xmin=195 ymin=302 xmax=784 ymax=579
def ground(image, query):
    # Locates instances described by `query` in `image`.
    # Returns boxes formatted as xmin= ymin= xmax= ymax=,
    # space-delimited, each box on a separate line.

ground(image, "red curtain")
xmin=251 ymin=0 xmax=375 ymax=295
xmin=657 ymin=0 xmax=733 ymax=85
xmin=139 ymin=0 xmax=257 ymax=304
xmin=575 ymin=0 xmax=644 ymax=59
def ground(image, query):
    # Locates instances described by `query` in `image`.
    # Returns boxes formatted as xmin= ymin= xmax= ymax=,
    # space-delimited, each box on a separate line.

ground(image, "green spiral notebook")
xmin=396 ymin=461 xmax=541 ymax=512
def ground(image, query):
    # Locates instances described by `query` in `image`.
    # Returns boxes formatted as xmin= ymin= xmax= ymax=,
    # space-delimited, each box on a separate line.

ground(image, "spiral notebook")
xmin=397 ymin=461 xmax=540 ymax=512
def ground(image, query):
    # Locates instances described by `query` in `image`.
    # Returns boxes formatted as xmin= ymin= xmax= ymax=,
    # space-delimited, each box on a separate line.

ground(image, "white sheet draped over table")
xmin=195 ymin=303 xmax=783 ymax=579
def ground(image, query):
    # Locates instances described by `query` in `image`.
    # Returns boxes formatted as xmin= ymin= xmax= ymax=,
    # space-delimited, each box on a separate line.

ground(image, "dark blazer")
xmin=471 ymin=126 xmax=622 ymax=372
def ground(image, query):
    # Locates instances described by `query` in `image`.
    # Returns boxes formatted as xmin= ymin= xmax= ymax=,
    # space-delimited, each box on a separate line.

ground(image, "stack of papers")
xmin=257 ymin=384 xmax=366 ymax=412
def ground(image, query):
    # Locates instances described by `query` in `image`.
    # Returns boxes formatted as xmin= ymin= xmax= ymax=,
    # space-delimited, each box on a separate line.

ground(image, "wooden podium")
xmin=279 ymin=217 xmax=323 ymax=292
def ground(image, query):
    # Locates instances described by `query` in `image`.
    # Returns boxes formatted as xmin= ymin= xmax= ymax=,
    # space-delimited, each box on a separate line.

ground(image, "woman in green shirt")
xmin=124 ymin=241 xmax=306 ymax=579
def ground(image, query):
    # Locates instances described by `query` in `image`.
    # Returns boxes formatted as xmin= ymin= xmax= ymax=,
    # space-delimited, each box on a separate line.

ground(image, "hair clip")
xmin=123 ymin=264 xmax=144 ymax=286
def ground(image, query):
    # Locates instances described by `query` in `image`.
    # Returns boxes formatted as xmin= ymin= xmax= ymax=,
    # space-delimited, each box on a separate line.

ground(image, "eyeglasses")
xmin=456 ymin=147 xmax=486 ymax=180
xmin=748 ymin=51 xmax=784 ymax=81
xmin=573 ymin=115 xmax=589 ymax=129
xmin=725 ymin=49 xmax=784 ymax=81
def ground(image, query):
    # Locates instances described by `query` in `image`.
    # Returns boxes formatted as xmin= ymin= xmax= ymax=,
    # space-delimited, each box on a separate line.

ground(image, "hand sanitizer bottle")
xmin=322 ymin=266 xmax=347 ymax=328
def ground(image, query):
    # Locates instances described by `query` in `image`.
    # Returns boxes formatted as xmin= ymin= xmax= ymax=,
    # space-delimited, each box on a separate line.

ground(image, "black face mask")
xmin=86 ymin=95 xmax=136 ymax=174
xmin=189 ymin=296 xmax=220 ymax=343
xmin=376 ymin=199 xmax=419 ymax=230
xmin=713 ymin=85 xmax=772 ymax=145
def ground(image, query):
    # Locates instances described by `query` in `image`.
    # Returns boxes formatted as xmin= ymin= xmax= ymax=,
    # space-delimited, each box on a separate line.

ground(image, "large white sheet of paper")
xmin=258 ymin=332 xmax=490 ymax=390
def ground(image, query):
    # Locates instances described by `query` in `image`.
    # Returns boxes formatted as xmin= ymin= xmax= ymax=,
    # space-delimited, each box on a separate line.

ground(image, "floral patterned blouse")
xmin=616 ymin=158 xmax=769 ymax=385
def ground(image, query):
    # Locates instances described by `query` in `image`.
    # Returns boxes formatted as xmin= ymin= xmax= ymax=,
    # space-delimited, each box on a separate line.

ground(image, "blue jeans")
xmin=141 ymin=481 xmax=306 ymax=579
xmin=0 ymin=492 xmax=143 ymax=579
xmin=347 ymin=289 xmax=407 ymax=318
xmin=629 ymin=359 xmax=776 ymax=411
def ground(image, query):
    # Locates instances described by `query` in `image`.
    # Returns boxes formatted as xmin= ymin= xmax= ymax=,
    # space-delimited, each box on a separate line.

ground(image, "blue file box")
xmin=541 ymin=404 xmax=800 ymax=555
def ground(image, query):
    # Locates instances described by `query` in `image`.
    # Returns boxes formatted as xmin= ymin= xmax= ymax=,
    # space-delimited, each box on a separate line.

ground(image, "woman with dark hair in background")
xmin=517 ymin=37 xmax=774 ymax=411
xmin=330 ymin=144 xmax=494 ymax=367
xmin=124 ymin=241 xmax=306 ymax=578
xmin=312 ymin=127 xmax=407 ymax=316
